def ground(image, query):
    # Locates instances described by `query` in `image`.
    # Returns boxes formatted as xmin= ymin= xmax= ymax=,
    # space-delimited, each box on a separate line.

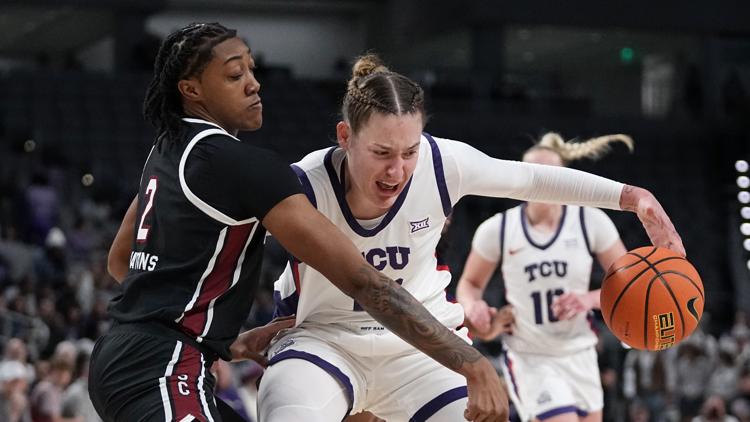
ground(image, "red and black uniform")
xmin=89 ymin=118 xmax=301 ymax=422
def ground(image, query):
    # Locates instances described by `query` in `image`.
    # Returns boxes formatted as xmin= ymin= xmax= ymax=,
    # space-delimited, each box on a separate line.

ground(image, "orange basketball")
xmin=600 ymin=246 xmax=704 ymax=351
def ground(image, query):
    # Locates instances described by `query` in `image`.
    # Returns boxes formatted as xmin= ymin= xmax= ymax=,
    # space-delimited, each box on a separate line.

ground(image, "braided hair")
xmin=342 ymin=54 xmax=426 ymax=134
xmin=526 ymin=132 xmax=634 ymax=165
xmin=143 ymin=22 xmax=237 ymax=146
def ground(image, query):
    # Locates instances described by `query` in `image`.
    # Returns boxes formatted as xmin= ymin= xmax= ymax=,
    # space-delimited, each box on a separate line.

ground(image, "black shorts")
xmin=89 ymin=321 xmax=244 ymax=422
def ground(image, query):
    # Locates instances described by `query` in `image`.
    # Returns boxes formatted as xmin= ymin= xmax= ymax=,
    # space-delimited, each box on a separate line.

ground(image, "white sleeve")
xmin=437 ymin=138 xmax=624 ymax=210
xmin=471 ymin=214 xmax=503 ymax=263
xmin=583 ymin=207 xmax=621 ymax=253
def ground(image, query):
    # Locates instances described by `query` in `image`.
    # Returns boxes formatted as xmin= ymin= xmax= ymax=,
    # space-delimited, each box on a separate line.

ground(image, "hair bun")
xmin=352 ymin=54 xmax=390 ymax=79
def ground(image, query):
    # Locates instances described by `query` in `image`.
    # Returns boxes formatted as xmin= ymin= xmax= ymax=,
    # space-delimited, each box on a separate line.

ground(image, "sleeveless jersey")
xmin=492 ymin=204 xmax=613 ymax=354
xmin=273 ymin=133 xmax=466 ymax=352
xmin=109 ymin=118 xmax=301 ymax=360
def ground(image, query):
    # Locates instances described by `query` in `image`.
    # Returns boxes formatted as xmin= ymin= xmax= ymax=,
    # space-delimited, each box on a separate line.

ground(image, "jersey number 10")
xmin=530 ymin=288 xmax=564 ymax=324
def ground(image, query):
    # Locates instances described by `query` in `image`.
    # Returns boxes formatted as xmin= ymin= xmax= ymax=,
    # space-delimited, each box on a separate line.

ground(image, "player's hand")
xmin=552 ymin=292 xmax=594 ymax=320
xmin=621 ymin=186 xmax=685 ymax=257
xmin=464 ymin=300 xmax=495 ymax=334
xmin=229 ymin=315 xmax=295 ymax=365
xmin=463 ymin=357 xmax=509 ymax=422
xmin=481 ymin=305 xmax=515 ymax=340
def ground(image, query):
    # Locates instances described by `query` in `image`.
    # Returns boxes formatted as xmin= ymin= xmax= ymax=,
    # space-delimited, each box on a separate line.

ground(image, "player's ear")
xmin=336 ymin=121 xmax=351 ymax=150
xmin=178 ymin=79 xmax=202 ymax=102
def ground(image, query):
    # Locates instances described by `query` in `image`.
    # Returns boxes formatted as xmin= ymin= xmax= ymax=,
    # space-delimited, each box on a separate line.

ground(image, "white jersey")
xmin=471 ymin=204 xmax=619 ymax=355
xmin=274 ymin=133 xmax=625 ymax=355
xmin=274 ymin=134 xmax=465 ymax=354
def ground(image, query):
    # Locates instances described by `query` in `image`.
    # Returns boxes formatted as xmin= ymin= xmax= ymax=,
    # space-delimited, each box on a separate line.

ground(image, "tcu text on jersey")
xmin=524 ymin=260 xmax=568 ymax=282
xmin=362 ymin=246 xmax=410 ymax=270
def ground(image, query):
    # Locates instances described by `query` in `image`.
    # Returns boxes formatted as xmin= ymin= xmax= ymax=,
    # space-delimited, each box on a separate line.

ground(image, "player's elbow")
xmin=107 ymin=253 xmax=127 ymax=282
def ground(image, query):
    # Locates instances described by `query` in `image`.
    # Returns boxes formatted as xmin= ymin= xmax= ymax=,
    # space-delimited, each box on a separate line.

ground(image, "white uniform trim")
xmin=177 ymin=119 xmax=257 ymax=226
xmin=182 ymin=117 xmax=231 ymax=133
xmin=159 ymin=341 xmax=183 ymax=422
xmin=197 ymin=297 xmax=218 ymax=344
xmin=230 ymin=223 xmax=258 ymax=289
xmin=140 ymin=145 xmax=156 ymax=187
xmin=198 ymin=353 xmax=215 ymax=422
xmin=176 ymin=227 xmax=227 ymax=324
xmin=195 ymin=222 xmax=257 ymax=343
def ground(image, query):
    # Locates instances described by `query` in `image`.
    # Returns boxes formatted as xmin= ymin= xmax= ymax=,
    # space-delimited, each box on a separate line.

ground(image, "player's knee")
xmin=264 ymin=405 xmax=341 ymax=422
xmin=424 ymin=397 xmax=468 ymax=422
xmin=258 ymin=359 xmax=349 ymax=421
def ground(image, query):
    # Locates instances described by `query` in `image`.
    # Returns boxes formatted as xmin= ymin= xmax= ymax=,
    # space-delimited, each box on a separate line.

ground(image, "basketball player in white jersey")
xmin=259 ymin=54 xmax=683 ymax=422
xmin=456 ymin=132 xmax=634 ymax=422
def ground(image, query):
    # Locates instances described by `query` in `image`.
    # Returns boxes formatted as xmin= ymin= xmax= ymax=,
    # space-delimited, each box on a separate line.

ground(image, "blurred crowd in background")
xmin=0 ymin=1 xmax=749 ymax=421
xmin=0 ymin=157 xmax=749 ymax=422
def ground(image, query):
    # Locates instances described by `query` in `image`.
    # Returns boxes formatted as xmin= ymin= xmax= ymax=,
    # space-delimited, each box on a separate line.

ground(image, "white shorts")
xmin=499 ymin=346 xmax=603 ymax=421
xmin=264 ymin=324 xmax=469 ymax=421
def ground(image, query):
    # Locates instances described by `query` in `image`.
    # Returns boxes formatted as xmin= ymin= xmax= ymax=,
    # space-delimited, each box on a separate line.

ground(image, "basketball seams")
xmin=606 ymin=256 xmax=666 ymax=327
xmin=604 ymin=247 xmax=658 ymax=279
xmin=652 ymin=273 xmax=686 ymax=338
xmin=606 ymin=266 xmax=648 ymax=326
xmin=643 ymin=275 xmax=656 ymax=349
xmin=657 ymin=270 xmax=704 ymax=301
xmin=603 ymin=246 xmax=703 ymax=351
xmin=605 ymin=250 xmax=683 ymax=282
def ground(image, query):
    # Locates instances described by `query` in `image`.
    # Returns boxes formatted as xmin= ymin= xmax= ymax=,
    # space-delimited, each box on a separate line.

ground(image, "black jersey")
xmin=109 ymin=118 xmax=301 ymax=360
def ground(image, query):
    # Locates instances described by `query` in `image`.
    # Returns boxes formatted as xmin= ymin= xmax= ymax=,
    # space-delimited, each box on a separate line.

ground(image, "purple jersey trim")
xmin=579 ymin=207 xmax=593 ymax=255
xmin=268 ymin=349 xmax=354 ymax=419
xmin=499 ymin=211 xmax=507 ymax=265
xmin=537 ymin=405 xmax=588 ymax=420
xmin=323 ymin=146 xmax=413 ymax=237
xmin=423 ymin=133 xmax=452 ymax=217
xmin=291 ymin=164 xmax=317 ymax=208
xmin=409 ymin=386 xmax=468 ymax=422
xmin=502 ymin=351 xmax=522 ymax=403
xmin=520 ymin=203 xmax=568 ymax=250
xmin=272 ymin=290 xmax=298 ymax=318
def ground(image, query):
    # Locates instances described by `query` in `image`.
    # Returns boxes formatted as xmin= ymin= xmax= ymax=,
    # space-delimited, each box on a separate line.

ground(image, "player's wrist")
xmin=462 ymin=299 xmax=482 ymax=317
xmin=228 ymin=339 xmax=245 ymax=361
xmin=586 ymin=290 xmax=601 ymax=310
xmin=461 ymin=356 xmax=496 ymax=381
xmin=619 ymin=185 xmax=652 ymax=213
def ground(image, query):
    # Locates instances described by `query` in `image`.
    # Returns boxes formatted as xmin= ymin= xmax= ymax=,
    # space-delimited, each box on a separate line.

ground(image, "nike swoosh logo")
xmin=686 ymin=297 xmax=701 ymax=322
xmin=509 ymin=247 xmax=524 ymax=255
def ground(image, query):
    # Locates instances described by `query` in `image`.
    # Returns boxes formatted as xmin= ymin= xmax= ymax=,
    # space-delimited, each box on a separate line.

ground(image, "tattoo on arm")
xmin=353 ymin=264 xmax=482 ymax=372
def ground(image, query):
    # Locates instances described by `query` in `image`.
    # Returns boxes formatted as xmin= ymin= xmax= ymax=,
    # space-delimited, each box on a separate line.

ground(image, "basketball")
xmin=600 ymin=246 xmax=704 ymax=351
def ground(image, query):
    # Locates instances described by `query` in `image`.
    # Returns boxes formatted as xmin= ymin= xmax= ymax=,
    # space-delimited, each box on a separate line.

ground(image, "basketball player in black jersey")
xmin=88 ymin=23 xmax=507 ymax=422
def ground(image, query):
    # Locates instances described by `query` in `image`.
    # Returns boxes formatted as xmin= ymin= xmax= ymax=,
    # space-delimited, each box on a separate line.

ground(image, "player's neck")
xmin=183 ymin=106 xmax=237 ymax=136
xmin=525 ymin=203 xmax=562 ymax=230
xmin=343 ymin=162 xmax=388 ymax=220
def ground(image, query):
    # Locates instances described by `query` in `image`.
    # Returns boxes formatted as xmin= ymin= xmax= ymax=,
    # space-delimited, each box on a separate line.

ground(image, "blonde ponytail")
xmin=533 ymin=132 xmax=634 ymax=164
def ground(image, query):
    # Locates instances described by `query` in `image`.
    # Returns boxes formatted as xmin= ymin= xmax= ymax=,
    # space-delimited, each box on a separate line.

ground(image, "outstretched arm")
xmin=445 ymin=140 xmax=684 ymax=256
xmin=263 ymin=194 xmax=507 ymax=421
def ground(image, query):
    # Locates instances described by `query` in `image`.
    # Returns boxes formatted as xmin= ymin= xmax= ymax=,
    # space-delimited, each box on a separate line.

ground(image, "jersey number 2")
xmin=530 ymin=288 xmax=564 ymax=324
xmin=136 ymin=177 xmax=158 ymax=242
